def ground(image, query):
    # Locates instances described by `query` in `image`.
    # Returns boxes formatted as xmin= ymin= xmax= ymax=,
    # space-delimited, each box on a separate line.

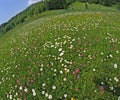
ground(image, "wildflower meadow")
xmin=0 ymin=10 xmax=120 ymax=100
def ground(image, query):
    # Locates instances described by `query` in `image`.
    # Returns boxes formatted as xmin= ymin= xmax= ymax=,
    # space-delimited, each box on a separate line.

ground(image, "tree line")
xmin=0 ymin=0 xmax=120 ymax=35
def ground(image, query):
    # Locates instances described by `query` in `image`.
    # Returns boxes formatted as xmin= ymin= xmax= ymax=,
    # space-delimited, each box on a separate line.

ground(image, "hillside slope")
xmin=0 ymin=3 xmax=120 ymax=100
xmin=0 ymin=1 xmax=119 ymax=35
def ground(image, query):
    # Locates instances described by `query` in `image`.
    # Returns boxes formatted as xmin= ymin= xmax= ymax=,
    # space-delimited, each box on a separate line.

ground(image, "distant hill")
xmin=0 ymin=0 xmax=120 ymax=36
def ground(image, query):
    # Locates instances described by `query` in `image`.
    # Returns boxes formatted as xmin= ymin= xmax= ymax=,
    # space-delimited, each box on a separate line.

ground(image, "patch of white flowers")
xmin=114 ymin=64 xmax=118 ymax=69
xmin=32 ymin=89 xmax=36 ymax=96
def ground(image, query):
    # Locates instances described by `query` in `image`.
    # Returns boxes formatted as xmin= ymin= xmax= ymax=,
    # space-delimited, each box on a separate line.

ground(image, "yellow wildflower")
xmin=71 ymin=97 xmax=75 ymax=100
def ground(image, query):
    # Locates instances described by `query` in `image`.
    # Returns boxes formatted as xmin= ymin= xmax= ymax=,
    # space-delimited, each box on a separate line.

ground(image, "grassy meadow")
xmin=0 ymin=2 xmax=120 ymax=100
